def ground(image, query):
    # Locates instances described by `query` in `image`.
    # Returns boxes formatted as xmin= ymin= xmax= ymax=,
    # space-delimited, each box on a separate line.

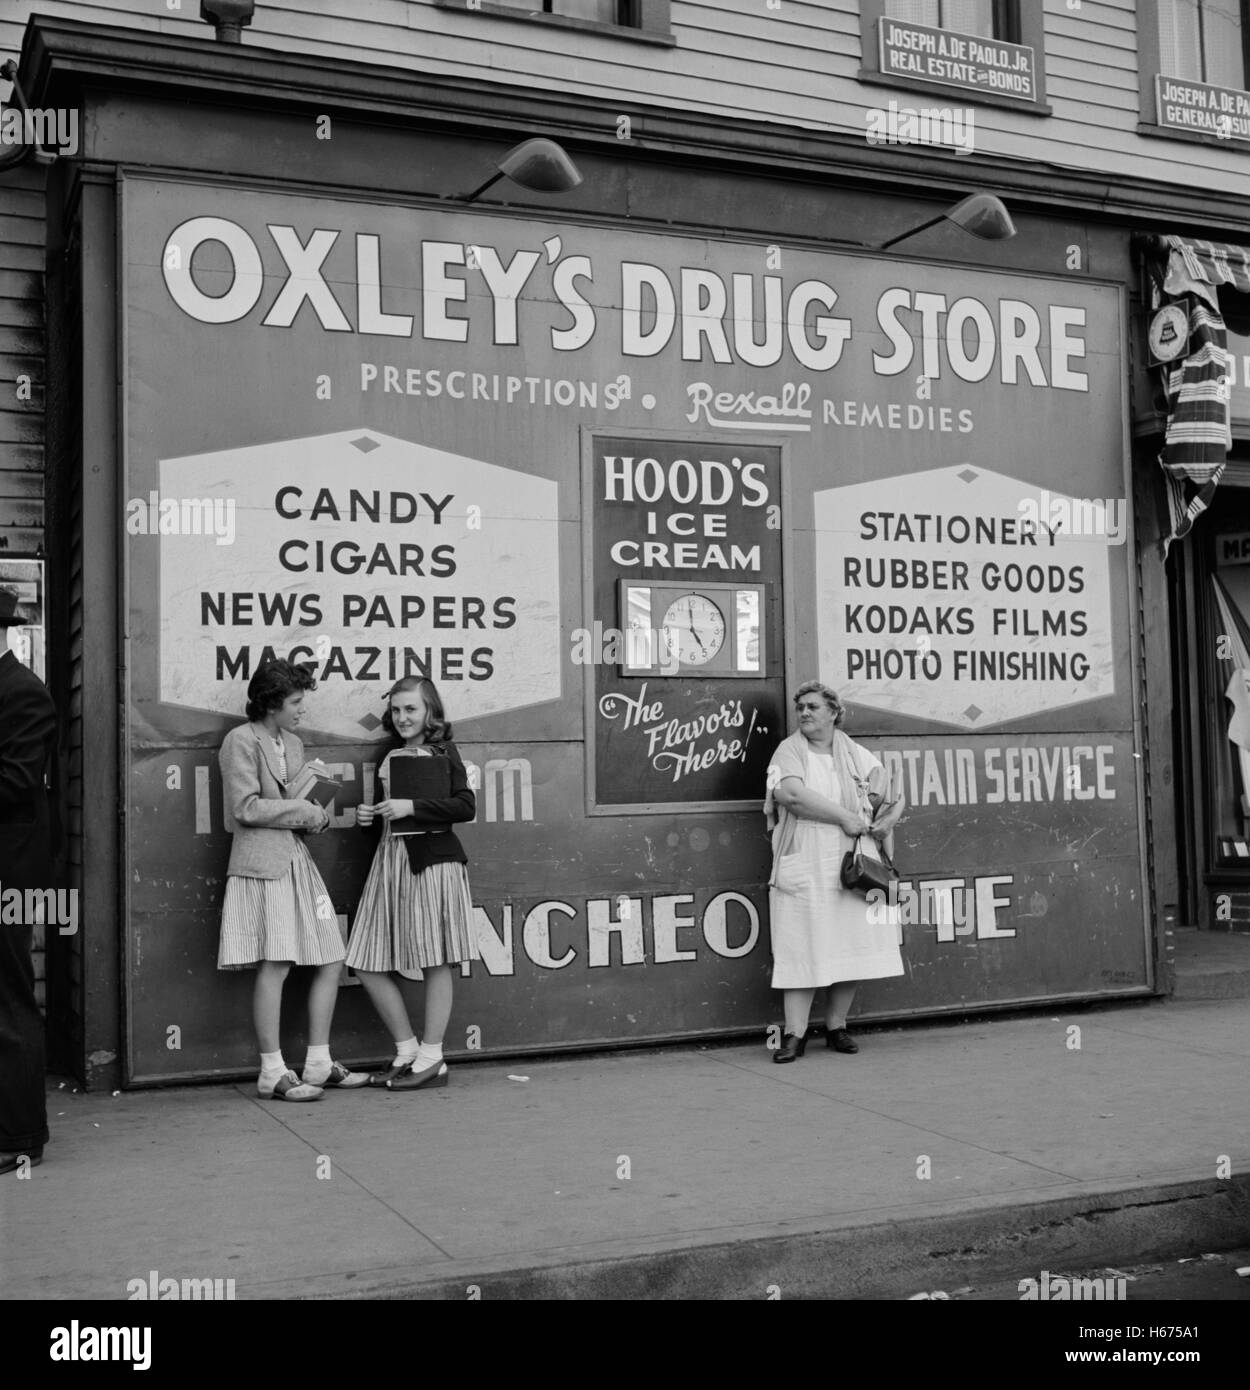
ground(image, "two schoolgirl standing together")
xmin=216 ymin=660 xmax=480 ymax=1100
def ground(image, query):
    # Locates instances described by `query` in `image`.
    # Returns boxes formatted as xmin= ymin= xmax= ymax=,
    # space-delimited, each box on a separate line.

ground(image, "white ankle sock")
xmin=415 ymin=1042 xmax=443 ymax=1070
xmin=260 ymin=1050 xmax=286 ymax=1080
xmin=393 ymin=1036 xmax=419 ymax=1065
xmin=303 ymin=1043 xmax=332 ymax=1082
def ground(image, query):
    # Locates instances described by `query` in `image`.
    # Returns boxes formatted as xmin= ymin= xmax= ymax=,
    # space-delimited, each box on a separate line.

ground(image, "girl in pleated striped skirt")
xmin=347 ymin=677 xmax=481 ymax=1091
xmin=218 ymin=660 xmax=369 ymax=1101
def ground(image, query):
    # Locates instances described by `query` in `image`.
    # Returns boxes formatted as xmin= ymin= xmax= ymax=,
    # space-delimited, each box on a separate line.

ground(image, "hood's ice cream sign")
xmin=160 ymin=216 xmax=1090 ymax=390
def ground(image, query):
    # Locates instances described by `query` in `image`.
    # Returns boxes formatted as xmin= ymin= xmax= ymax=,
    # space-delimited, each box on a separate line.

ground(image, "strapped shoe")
xmin=305 ymin=1060 xmax=370 ymax=1089
xmin=367 ymin=1059 xmax=414 ymax=1087
xmin=386 ymin=1060 xmax=449 ymax=1091
xmin=258 ymin=1069 xmax=324 ymax=1102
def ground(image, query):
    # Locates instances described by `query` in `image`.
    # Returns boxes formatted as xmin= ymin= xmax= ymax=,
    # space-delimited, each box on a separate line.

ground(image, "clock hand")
xmin=684 ymin=606 xmax=703 ymax=653
xmin=686 ymin=604 xmax=706 ymax=652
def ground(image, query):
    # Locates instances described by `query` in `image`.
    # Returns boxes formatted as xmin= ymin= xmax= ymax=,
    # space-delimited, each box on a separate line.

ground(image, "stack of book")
xmin=288 ymin=765 xmax=342 ymax=808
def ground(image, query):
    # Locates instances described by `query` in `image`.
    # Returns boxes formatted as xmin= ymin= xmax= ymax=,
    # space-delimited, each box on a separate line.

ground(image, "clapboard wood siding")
xmin=0 ymin=297 xmax=43 ymax=329
xmin=0 ymin=161 xmax=44 ymax=552
xmin=0 ymin=168 xmax=53 ymax=1015
xmin=0 ymin=0 xmax=1244 ymax=588
xmin=4 ymin=0 xmax=1250 ymax=195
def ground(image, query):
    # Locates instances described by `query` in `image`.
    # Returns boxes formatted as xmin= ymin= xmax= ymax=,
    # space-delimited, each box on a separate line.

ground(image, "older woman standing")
xmin=764 ymin=680 xmax=905 ymax=1062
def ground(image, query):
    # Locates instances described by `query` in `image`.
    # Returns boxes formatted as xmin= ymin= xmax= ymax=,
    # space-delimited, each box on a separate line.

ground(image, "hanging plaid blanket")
xmin=1156 ymin=236 xmax=1250 ymax=553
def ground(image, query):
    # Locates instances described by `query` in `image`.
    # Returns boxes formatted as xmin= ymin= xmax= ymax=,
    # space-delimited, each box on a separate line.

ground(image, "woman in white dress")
xmin=764 ymin=681 xmax=906 ymax=1062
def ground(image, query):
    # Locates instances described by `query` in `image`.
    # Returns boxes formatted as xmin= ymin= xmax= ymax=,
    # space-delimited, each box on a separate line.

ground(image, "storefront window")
xmin=1145 ymin=0 xmax=1250 ymax=143
xmin=0 ymin=559 xmax=45 ymax=681
xmin=1158 ymin=0 xmax=1247 ymax=92
xmin=861 ymin=0 xmax=1042 ymax=106
xmin=434 ymin=0 xmax=671 ymax=37
xmin=1203 ymin=515 xmax=1250 ymax=864
xmin=885 ymin=0 xmax=996 ymax=40
xmin=490 ymin=0 xmax=631 ymax=20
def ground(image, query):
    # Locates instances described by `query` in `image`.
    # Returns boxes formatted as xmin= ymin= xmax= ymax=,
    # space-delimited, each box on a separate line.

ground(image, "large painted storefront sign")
xmin=817 ymin=464 xmax=1116 ymax=727
xmin=121 ymin=175 xmax=1144 ymax=1081
xmin=155 ymin=429 xmax=559 ymax=733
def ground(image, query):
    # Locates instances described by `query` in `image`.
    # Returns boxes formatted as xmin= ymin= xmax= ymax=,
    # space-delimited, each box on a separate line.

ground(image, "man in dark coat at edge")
xmin=0 ymin=584 xmax=56 ymax=1173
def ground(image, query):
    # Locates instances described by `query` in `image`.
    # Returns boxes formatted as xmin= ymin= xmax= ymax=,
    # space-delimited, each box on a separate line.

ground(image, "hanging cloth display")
xmin=1210 ymin=575 xmax=1250 ymax=843
xmin=1149 ymin=235 xmax=1250 ymax=555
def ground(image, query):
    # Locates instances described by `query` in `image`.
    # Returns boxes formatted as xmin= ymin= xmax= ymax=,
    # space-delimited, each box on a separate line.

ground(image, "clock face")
xmin=1148 ymin=304 xmax=1188 ymax=363
xmin=660 ymin=594 xmax=726 ymax=666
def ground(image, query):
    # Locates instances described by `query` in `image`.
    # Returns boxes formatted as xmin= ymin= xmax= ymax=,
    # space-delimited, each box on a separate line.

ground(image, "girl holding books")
xmin=348 ymin=676 xmax=480 ymax=1090
xmin=218 ymin=659 xmax=369 ymax=1100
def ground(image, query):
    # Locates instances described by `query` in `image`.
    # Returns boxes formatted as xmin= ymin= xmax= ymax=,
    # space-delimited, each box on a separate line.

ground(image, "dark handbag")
xmin=840 ymin=833 xmax=899 ymax=897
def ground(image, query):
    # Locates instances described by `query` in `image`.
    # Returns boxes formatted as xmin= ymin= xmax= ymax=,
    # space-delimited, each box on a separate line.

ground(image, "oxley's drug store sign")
xmin=118 ymin=176 xmax=1147 ymax=1077
xmin=159 ymin=207 xmax=1091 ymax=386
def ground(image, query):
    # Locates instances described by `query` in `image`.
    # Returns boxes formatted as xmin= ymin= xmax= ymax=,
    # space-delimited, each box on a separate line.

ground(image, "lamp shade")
xmin=496 ymin=139 xmax=583 ymax=194
xmin=945 ymin=193 xmax=1015 ymax=241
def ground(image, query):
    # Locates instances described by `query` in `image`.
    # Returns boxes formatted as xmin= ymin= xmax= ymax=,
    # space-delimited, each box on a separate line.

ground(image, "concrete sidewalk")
xmin=3 ymin=996 xmax=1249 ymax=1300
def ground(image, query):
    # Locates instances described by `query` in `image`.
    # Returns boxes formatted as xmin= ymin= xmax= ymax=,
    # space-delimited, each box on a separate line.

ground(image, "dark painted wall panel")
xmin=110 ymin=171 xmax=1150 ymax=1082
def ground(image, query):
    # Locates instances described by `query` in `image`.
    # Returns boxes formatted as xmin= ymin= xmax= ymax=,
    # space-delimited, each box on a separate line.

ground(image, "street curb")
xmin=275 ymin=1172 xmax=1250 ymax=1301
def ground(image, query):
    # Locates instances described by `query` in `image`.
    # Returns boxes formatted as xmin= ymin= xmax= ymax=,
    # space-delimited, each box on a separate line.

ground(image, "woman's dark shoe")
xmin=826 ymin=1027 xmax=859 ymax=1054
xmin=387 ymin=1060 xmax=449 ymax=1091
xmin=368 ymin=1059 xmax=414 ymax=1087
xmin=772 ymin=1032 xmax=808 ymax=1063
xmin=0 ymin=1147 xmax=43 ymax=1175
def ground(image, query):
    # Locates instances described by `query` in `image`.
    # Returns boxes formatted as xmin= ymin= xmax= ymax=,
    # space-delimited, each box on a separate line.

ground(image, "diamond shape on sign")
xmin=957 ymin=468 xmax=979 ymax=484
xmin=350 ymin=436 xmax=381 ymax=453
xmin=358 ymin=712 xmax=382 ymax=731
xmin=963 ymin=704 xmax=983 ymax=722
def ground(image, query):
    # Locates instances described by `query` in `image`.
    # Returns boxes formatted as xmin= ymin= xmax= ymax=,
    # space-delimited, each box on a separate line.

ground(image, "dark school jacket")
xmin=359 ymin=739 xmax=475 ymax=875
xmin=0 ymin=650 xmax=58 ymax=892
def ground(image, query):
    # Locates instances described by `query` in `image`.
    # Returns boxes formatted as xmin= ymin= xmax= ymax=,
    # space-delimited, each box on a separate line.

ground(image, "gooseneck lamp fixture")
xmin=459 ymin=138 xmax=584 ymax=204
xmin=0 ymin=60 xmax=44 ymax=173
xmin=875 ymin=193 xmax=1016 ymax=250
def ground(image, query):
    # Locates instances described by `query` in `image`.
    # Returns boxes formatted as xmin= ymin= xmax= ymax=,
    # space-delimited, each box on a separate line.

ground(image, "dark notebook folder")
xmin=289 ymin=765 xmax=342 ymax=808
xmin=296 ymin=772 xmax=342 ymax=808
xmin=388 ymin=753 xmax=451 ymax=837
